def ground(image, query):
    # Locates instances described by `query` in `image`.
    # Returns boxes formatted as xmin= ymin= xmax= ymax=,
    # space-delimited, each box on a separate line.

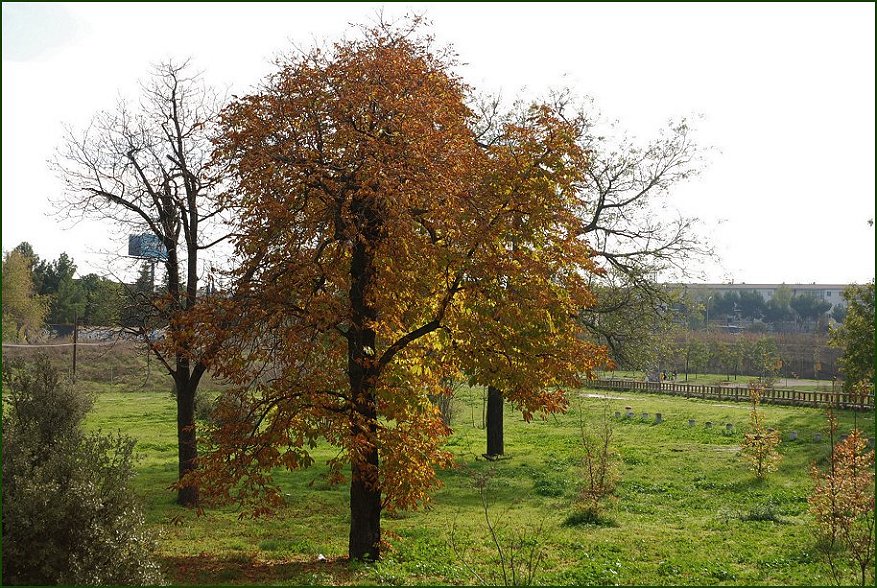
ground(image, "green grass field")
xmin=74 ymin=361 xmax=875 ymax=586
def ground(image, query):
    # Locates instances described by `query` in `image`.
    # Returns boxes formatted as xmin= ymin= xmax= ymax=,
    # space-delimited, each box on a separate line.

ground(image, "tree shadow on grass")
xmin=163 ymin=553 xmax=358 ymax=585
xmin=724 ymin=476 xmax=771 ymax=492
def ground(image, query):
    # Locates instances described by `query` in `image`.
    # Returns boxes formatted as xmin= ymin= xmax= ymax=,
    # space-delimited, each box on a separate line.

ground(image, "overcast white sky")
xmin=3 ymin=2 xmax=875 ymax=285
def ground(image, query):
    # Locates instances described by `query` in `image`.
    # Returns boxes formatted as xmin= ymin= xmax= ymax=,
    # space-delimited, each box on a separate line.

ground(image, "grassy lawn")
xmin=79 ymin=373 xmax=875 ymax=586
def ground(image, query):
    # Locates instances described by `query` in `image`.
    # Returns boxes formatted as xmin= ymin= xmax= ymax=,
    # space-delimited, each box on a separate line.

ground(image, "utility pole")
xmin=72 ymin=310 xmax=78 ymax=382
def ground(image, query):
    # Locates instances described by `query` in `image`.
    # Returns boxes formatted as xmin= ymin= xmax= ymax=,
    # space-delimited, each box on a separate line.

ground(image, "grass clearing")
xmin=71 ymin=367 xmax=875 ymax=585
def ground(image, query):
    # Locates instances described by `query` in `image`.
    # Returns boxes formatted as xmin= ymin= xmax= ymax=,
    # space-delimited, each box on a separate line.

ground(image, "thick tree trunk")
xmin=173 ymin=358 xmax=206 ymax=507
xmin=176 ymin=375 xmax=199 ymax=507
xmin=346 ymin=202 xmax=384 ymax=560
xmin=486 ymin=385 xmax=504 ymax=457
xmin=348 ymin=435 xmax=381 ymax=561
xmin=163 ymin=244 xmax=201 ymax=507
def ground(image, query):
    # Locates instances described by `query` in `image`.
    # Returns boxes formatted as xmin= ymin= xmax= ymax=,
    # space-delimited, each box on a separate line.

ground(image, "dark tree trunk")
xmin=486 ymin=385 xmax=504 ymax=457
xmin=348 ymin=427 xmax=381 ymax=561
xmin=163 ymin=241 xmax=198 ymax=507
xmin=175 ymin=366 xmax=204 ymax=507
xmin=346 ymin=200 xmax=384 ymax=560
xmin=176 ymin=388 xmax=198 ymax=506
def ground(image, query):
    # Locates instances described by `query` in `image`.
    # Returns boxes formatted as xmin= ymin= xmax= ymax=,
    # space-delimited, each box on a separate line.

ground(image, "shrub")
xmin=194 ymin=387 xmax=218 ymax=423
xmin=2 ymin=357 xmax=165 ymax=585
xmin=449 ymin=469 xmax=546 ymax=586
xmin=3 ymin=355 xmax=93 ymax=445
xmin=738 ymin=499 xmax=785 ymax=523
xmin=740 ymin=385 xmax=781 ymax=479
xmin=533 ymin=475 xmax=566 ymax=497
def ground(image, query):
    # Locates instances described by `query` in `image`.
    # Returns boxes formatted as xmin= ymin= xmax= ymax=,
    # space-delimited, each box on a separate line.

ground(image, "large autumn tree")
xmin=191 ymin=21 xmax=608 ymax=561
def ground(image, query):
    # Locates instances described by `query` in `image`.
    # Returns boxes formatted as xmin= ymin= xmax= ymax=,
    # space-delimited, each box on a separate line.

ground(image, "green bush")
xmin=194 ymin=387 xmax=218 ymax=423
xmin=533 ymin=475 xmax=566 ymax=497
xmin=2 ymin=357 xmax=165 ymax=585
xmin=738 ymin=499 xmax=785 ymax=523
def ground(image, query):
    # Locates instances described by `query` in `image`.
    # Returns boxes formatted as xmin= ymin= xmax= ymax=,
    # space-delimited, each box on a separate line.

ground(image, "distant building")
xmin=677 ymin=283 xmax=850 ymax=309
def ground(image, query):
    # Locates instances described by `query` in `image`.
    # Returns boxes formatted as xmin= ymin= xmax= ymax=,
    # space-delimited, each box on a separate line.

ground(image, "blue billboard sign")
xmin=128 ymin=234 xmax=168 ymax=260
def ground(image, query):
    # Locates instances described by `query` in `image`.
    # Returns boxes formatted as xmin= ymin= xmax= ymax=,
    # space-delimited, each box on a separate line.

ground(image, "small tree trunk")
xmin=176 ymin=376 xmax=198 ymax=507
xmin=486 ymin=385 xmax=504 ymax=457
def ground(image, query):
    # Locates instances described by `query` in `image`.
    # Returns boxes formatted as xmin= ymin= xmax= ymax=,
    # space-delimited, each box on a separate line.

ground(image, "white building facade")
xmin=679 ymin=283 xmax=850 ymax=309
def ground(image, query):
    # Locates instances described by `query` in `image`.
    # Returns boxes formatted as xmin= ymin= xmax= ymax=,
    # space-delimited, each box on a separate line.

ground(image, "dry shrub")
xmin=577 ymin=403 xmax=619 ymax=517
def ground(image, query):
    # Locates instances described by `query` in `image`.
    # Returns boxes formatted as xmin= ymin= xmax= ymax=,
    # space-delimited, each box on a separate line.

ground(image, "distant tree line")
xmin=2 ymin=241 xmax=157 ymax=342
xmin=666 ymin=332 xmax=843 ymax=381
xmin=600 ymin=287 xmax=853 ymax=382
xmin=609 ymin=330 xmax=847 ymax=382
xmin=702 ymin=285 xmax=840 ymax=331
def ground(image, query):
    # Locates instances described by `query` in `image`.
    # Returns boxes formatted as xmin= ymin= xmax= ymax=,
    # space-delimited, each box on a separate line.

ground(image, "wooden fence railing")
xmin=586 ymin=379 xmax=875 ymax=411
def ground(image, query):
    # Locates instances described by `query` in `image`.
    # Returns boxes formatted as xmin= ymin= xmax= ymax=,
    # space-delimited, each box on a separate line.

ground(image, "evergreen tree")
xmin=830 ymin=282 xmax=875 ymax=393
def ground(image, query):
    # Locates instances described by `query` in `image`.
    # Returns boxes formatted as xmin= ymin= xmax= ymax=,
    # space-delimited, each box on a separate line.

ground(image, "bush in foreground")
xmin=2 ymin=357 xmax=164 ymax=585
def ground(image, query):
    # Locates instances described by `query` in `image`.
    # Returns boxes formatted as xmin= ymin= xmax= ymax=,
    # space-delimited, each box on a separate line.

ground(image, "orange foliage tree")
xmin=187 ymin=21 xmax=608 ymax=561
xmin=809 ymin=411 xmax=875 ymax=586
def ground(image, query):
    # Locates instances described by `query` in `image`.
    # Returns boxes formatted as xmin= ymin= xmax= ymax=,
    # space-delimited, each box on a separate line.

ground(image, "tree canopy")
xmin=789 ymin=292 xmax=831 ymax=324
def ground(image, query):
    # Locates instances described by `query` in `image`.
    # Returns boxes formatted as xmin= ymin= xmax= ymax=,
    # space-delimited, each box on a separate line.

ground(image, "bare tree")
xmin=580 ymin=120 xmax=705 ymax=277
xmin=555 ymin=91 xmax=709 ymax=370
xmin=449 ymin=469 xmax=547 ymax=586
xmin=52 ymin=60 xmax=227 ymax=506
